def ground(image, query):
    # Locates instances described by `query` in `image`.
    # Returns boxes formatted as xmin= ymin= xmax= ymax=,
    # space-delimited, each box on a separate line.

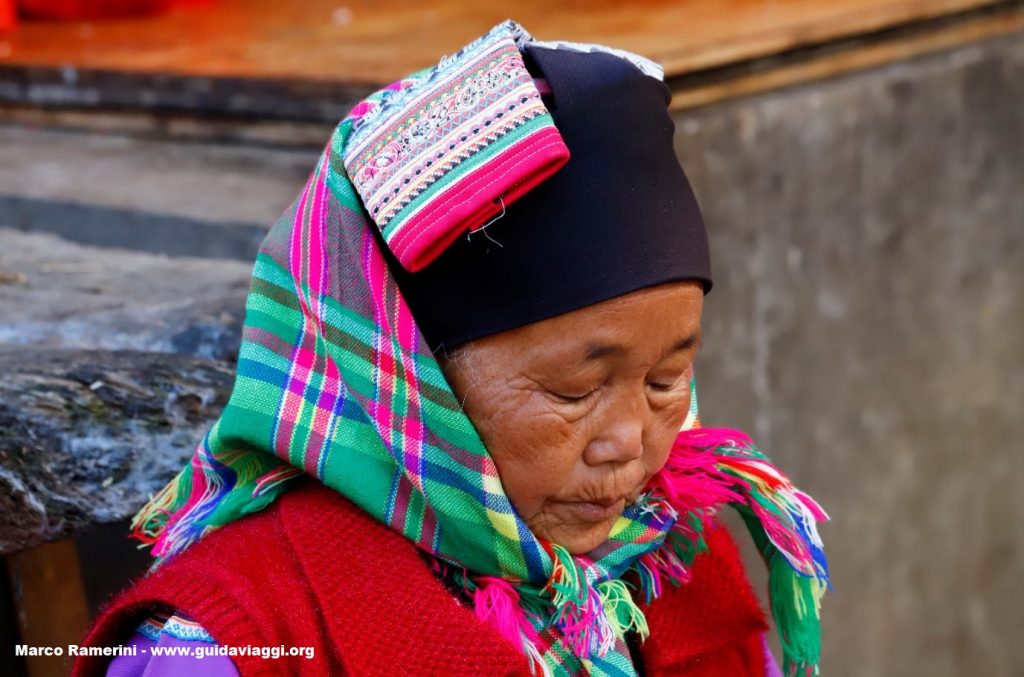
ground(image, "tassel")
xmin=443 ymin=565 xmax=553 ymax=677
xmin=652 ymin=433 xmax=745 ymax=509
xmin=522 ymin=640 xmax=554 ymax=677
xmin=597 ymin=579 xmax=649 ymax=641
xmin=771 ymin=553 xmax=826 ymax=676
xmin=473 ymin=577 xmax=551 ymax=676
xmin=473 ymin=576 xmax=539 ymax=647
xmin=546 ymin=543 xmax=587 ymax=611
xmin=132 ymin=431 xmax=300 ymax=563
xmin=634 ymin=527 xmax=704 ymax=603
xmin=252 ymin=464 xmax=305 ymax=497
xmin=690 ymin=429 xmax=830 ymax=674
xmin=743 ymin=510 xmax=825 ymax=676
xmin=544 ymin=544 xmax=617 ymax=657
xmin=632 ymin=554 xmax=662 ymax=604
xmin=130 ymin=466 xmax=194 ymax=546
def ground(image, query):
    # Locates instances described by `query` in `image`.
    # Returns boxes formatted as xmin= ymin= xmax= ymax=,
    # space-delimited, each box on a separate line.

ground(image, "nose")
xmin=582 ymin=386 xmax=646 ymax=466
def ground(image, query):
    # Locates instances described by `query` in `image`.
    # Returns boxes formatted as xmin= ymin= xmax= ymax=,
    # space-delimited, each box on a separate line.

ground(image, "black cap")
xmin=384 ymin=44 xmax=711 ymax=353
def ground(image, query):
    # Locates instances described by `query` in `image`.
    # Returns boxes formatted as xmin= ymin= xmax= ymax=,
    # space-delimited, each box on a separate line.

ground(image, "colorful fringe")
xmin=130 ymin=20 xmax=828 ymax=677
xmin=427 ymin=424 xmax=830 ymax=676
xmin=657 ymin=429 xmax=831 ymax=675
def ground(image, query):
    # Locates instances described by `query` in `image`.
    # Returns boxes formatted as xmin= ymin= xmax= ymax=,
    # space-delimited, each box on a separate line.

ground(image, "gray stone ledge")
xmin=0 ymin=348 xmax=233 ymax=556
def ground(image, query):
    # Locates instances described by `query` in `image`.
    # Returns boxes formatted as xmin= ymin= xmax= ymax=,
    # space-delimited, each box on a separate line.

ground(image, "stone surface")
xmin=0 ymin=125 xmax=316 ymax=259
xmin=0 ymin=229 xmax=251 ymax=360
xmin=0 ymin=126 xmax=315 ymax=225
xmin=0 ymin=349 xmax=233 ymax=556
xmin=677 ymin=31 xmax=1024 ymax=677
xmin=0 ymin=231 xmax=249 ymax=555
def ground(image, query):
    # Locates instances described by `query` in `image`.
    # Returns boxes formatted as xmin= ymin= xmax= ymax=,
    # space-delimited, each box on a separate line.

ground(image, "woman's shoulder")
xmin=125 ymin=477 xmax=389 ymax=617
xmin=136 ymin=476 xmax=390 ymax=580
xmin=73 ymin=479 xmax=367 ymax=677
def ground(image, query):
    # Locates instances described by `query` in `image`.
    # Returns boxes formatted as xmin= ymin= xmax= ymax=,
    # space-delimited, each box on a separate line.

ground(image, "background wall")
xmin=684 ymin=32 xmax=1023 ymax=677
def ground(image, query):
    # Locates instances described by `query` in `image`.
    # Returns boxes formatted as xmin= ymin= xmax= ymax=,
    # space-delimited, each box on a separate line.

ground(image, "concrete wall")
xmin=677 ymin=33 xmax=1023 ymax=677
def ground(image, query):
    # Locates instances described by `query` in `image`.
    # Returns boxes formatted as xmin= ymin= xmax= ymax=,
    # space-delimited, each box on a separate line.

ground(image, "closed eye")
xmin=646 ymin=371 xmax=689 ymax=394
xmin=550 ymin=388 xmax=598 ymax=404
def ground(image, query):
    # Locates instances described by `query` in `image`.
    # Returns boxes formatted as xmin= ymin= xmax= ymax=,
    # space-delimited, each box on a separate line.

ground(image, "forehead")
xmin=477 ymin=281 xmax=704 ymax=363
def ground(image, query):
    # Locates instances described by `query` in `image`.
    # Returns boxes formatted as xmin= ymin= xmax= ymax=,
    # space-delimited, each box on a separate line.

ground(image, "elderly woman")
xmin=75 ymin=21 xmax=828 ymax=677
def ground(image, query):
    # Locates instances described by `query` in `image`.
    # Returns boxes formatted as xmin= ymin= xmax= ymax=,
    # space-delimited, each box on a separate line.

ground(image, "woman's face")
xmin=439 ymin=281 xmax=703 ymax=555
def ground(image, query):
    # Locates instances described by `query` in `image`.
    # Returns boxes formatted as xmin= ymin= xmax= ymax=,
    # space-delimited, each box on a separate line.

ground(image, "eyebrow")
xmin=582 ymin=331 xmax=702 ymax=362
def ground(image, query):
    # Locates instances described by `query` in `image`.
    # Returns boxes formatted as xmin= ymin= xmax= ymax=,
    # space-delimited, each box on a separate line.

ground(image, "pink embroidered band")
xmin=342 ymin=21 xmax=570 ymax=272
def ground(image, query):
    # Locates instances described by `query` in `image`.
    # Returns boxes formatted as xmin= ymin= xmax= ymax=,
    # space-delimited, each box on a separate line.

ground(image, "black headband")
xmin=384 ymin=45 xmax=711 ymax=353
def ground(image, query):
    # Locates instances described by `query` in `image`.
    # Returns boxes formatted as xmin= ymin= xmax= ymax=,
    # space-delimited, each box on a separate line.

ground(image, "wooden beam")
xmin=6 ymin=540 xmax=89 ymax=677
xmin=671 ymin=2 xmax=1024 ymax=109
xmin=0 ymin=0 xmax=1011 ymax=84
xmin=0 ymin=1 xmax=1019 ymax=121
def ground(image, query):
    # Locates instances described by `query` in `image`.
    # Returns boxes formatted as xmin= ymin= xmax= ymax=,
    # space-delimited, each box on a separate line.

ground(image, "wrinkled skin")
xmin=439 ymin=281 xmax=703 ymax=555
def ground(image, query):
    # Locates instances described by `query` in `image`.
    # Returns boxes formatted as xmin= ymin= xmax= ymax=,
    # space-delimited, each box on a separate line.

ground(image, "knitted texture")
xmin=74 ymin=479 xmax=769 ymax=677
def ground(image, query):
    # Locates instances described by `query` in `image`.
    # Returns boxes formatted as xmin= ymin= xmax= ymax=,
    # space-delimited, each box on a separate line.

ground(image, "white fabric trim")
xmin=505 ymin=19 xmax=665 ymax=81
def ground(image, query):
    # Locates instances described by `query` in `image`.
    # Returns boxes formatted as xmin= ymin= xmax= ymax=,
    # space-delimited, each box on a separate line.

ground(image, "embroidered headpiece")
xmin=343 ymin=22 xmax=570 ymax=272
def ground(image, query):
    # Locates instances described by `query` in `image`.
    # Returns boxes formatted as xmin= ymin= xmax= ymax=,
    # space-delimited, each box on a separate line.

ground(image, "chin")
xmin=554 ymin=520 xmax=618 ymax=555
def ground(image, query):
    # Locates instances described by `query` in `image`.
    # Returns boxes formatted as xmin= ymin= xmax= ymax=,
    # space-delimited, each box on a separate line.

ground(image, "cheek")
xmin=642 ymin=389 xmax=693 ymax=475
xmin=441 ymin=363 xmax=574 ymax=517
xmin=475 ymin=398 xmax=589 ymax=518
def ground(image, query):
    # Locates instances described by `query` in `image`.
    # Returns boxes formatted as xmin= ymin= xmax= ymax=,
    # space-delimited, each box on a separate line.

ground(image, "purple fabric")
xmin=762 ymin=632 xmax=784 ymax=677
xmin=105 ymin=616 xmax=239 ymax=677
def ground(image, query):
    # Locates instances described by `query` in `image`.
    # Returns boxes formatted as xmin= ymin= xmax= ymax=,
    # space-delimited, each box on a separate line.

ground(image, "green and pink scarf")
xmin=133 ymin=21 xmax=829 ymax=677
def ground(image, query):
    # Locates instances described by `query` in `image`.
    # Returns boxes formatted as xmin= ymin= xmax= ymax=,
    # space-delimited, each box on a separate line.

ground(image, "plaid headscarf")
xmin=134 ymin=21 xmax=829 ymax=677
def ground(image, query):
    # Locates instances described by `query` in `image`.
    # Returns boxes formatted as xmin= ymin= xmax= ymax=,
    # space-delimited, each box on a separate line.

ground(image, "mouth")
xmin=548 ymin=496 xmax=628 ymax=523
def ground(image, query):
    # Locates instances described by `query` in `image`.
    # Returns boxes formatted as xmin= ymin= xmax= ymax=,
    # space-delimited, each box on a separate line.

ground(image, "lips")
xmin=549 ymin=497 xmax=627 ymax=522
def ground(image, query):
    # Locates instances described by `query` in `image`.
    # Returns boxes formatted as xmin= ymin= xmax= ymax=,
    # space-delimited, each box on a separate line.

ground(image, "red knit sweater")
xmin=73 ymin=478 xmax=770 ymax=676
